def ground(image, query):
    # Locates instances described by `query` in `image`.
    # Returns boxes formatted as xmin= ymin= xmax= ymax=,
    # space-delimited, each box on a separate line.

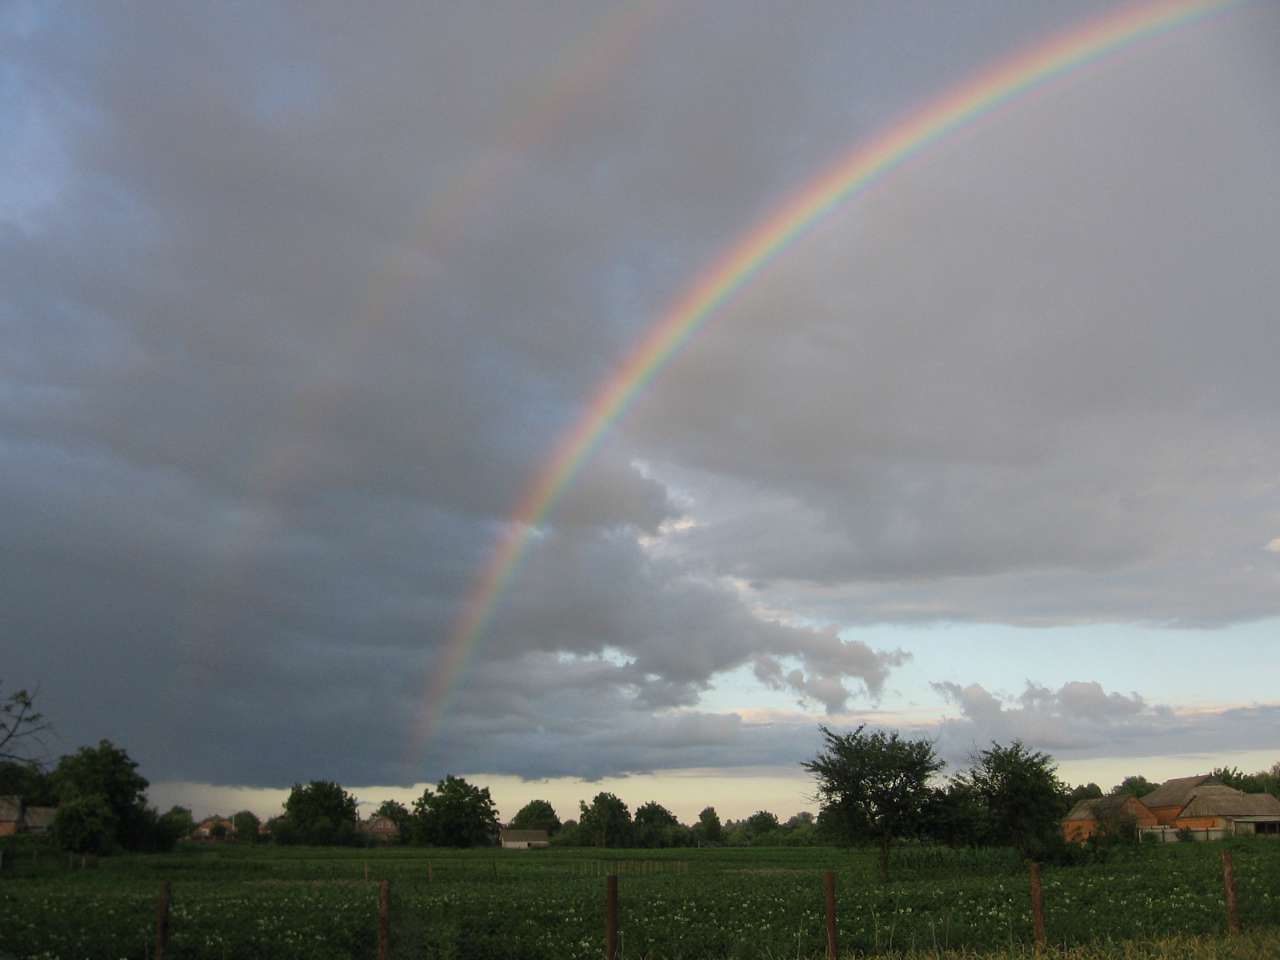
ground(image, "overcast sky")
xmin=4 ymin=1 xmax=1279 ymax=822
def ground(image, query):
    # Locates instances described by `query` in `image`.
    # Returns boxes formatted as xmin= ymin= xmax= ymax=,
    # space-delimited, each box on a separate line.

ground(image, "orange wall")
xmin=1173 ymin=816 xmax=1222 ymax=830
xmin=1149 ymin=805 xmax=1183 ymax=826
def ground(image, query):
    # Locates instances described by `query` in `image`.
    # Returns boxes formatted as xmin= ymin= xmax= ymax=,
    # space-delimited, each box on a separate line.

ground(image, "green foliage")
xmin=0 ymin=759 xmax=55 ymax=804
xmin=51 ymin=739 xmax=151 ymax=850
xmin=509 ymin=798 xmax=562 ymax=835
xmin=232 ymin=810 xmax=261 ymax=842
xmin=411 ymin=775 xmax=498 ymax=847
xmin=633 ymin=801 xmax=690 ymax=848
xmin=959 ymin=740 xmax=1068 ymax=860
xmin=157 ymin=806 xmax=195 ymax=849
xmin=694 ymin=805 xmax=722 ymax=844
xmin=53 ymin=793 xmax=116 ymax=853
xmin=577 ymin=792 xmax=632 ymax=848
xmin=803 ymin=724 xmax=944 ymax=879
xmin=1111 ymin=775 xmax=1157 ymax=798
xmin=1069 ymin=782 xmax=1104 ymax=803
xmin=3 ymin=842 xmax=1280 ymax=958
xmin=281 ymin=781 xmax=360 ymax=846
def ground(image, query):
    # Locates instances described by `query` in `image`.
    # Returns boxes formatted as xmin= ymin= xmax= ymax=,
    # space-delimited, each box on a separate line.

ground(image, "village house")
xmin=499 ymin=828 xmax=550 ymax=849
xmin=22 ymin=806 xmax=57 ymax=836
xmin=358 ymin=815 xmax=401 ymax=844
xmin=0 ymin=796 xmax=22 ymax=837
xmin=1062 ymin=775 xmax=1280 ymax=843
xmin=192 ymin=816 xmax=235 ymax=840
xmin=1061 ymin=794 xmax=1157 ymax=843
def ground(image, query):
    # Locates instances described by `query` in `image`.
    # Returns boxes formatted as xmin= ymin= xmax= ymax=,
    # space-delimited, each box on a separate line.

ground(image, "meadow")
xmin=1 ymin=840 xmax=1277 ymax=960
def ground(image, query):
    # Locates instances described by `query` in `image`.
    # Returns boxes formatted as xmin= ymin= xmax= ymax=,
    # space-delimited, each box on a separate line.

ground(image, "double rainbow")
xmin=414 ymin=0 xmax=1245 ymax=757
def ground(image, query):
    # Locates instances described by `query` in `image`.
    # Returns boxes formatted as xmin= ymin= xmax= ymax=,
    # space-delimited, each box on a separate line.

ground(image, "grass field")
xmin=1 ymin=840 xmax=1277 ymax=959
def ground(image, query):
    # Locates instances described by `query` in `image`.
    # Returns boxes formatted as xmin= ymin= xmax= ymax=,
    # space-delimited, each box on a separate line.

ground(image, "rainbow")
xmin=415 ymin=0 xmax=1246 ymax=757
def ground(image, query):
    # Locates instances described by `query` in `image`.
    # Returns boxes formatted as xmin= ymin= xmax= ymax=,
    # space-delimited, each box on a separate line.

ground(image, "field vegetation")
xmin=2 ymin=837 xmax=1278 ymax=959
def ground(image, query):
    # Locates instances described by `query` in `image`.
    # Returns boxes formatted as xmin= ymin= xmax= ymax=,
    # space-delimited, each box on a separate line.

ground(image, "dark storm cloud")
xmin=4 ymin=0 xmax=1276 ymax=789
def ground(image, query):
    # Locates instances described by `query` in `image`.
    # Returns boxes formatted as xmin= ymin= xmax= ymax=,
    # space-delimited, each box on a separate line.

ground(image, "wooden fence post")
xmin=823 ymin=870 xmax=837 ymax=960
xmin=1222 ymin=851 xmax=1241 ymax=935
xmin=154 ymin=880 xmax=171 ymax=960
xmin=605 ymin=874 xmax=619 ymax=960
xmin=1028 ymin=861 xmax=1046 ymax=953
xmin=378 ymin=879 xmax=391 ymax=960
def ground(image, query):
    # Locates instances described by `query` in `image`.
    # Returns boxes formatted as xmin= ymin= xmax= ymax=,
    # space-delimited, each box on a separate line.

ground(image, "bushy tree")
xmin=957 ymin=741 xmax=1067 ymax=860
xmin=634 ymin=801 xmax=688 ymax=848
xmin=281 ymin=781 xmax=359 ymax=845
xmin=1068 ymin=782 xmax=1104 ymax=804
xmin=578 ymin=792 xmax=632 ymax=848
xmin=54 ymin=794 xmax=116 ymax=853
xmin=157 ymin=806 xmax=195 ymax=848
xmin=803 ymin=725 xmax=943 ymax=880
xmin=693 ymin=806 xmax=722 ymax=844
xmin=232 ymin=810 xmax=261 ymax=842
xmin=0 ymin=760 xmax=55 ymax=805
xmin=412 ymin=775 xmax=498 ymax=847
xmin=510 ymin=799 xmax=561 ymax=835
xmin=1110 ymin=775 xmax=1156 ymax=798
xmin=52 ymin=740 xmax=151 ymax=850
xmin=745 ymin=810 xmax=780 ymax=843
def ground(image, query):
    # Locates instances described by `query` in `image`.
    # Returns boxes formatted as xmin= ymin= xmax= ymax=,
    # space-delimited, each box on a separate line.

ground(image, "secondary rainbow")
xmin=415 ymin=0 xmax=1246 ymax=755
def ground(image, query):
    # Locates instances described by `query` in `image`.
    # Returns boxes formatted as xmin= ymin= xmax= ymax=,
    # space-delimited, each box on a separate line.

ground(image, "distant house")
xmin=1167 ymin=785 xmax=1280 ymax=839
xmin=0 ymin=796 xmax=22 ymax=837
xmin=499 ymin=828 xmax=550 ymax=849
xmin=359 ymin=815 xmax=401 ymax=844
xmin=1063 ymin=775 xmax=1280 ymax=844
xmin=23 ymin=806 xmax=58 ymax=836
xmin=1138 ymin=775 xmax=1220 ymax=825
xmin=193 ymin=816 xmax=235 ymax=840
xmin=1061 ymin=794 xmax=1157 ymax=843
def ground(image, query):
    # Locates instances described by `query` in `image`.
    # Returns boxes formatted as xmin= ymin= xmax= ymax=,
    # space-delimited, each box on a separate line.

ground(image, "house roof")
xmin=1064 ymin=795 xmax=1147 ymax=821
xmin=0 ymin=795 xmax=21 ymax=822
xmin=500 ymin=828 xmax=549 ymax=842
xmin=1179 ymin=787 xmax=1280 ymax=819
xmin=1141 ymin=775 xmax=1217 ymax=809
xmin=360 ymin=816 xmax=400 ymax=832
xmin=23 ymin=806 xmax=57 ymax=829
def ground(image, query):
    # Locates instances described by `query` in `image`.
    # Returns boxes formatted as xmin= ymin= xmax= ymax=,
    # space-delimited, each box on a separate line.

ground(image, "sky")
xmin=3 ymin=1 xmax=1279 ymax=824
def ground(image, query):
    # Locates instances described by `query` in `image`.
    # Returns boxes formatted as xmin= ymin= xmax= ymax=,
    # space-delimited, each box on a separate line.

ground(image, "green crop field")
xmin=1 ymin=840 xmax=1278 ymax=959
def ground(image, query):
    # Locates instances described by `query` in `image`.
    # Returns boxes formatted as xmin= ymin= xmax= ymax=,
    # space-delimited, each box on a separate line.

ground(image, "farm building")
xmin=23 ymin=806 xmax=57 ymax=835
xmin=1150 ymin=784 xmax=1280 ymax=840
xmin=359 ymin=815 xmax=402 ymax=843
xmin=499 ymin=828 xmax=550 ymax=849
xmin=0 ymin=796 xmax=21 ymax=837
xmin=193 ymin=816 xmax=235 ymax=840
xmin=1061 ymin=794 xmax=1157 ymax=842
xmin=1138 ymin=774 xmax=1220 ymax=824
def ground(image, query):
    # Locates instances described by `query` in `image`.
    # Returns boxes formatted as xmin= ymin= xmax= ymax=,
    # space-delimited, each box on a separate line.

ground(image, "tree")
xmin=0 ymin=760 xmax=55 ymax=804
xmin=0 ymin=683 xmax=50 ymax=765
xmin=958 ymin=741 xmax=1067 ymax=860
xmin=634 ymin=801 xmax=686 ymax=848
xmin=157 ymin=806 xmax=195 ymax=848
xmin=803 ymin=725 xmax=943 ymax=880
xmin=578 ymin=792 xmax=632 ymax=848
xmin=1068 ymin=782 xmax=1104 ymax=804
xmin=412 ymin=775 xmax=499 ymax=847
xmin=694 ymin=806 xmax=722 ymax=844
xmin=281 ymin=780 xmax=359 ymax=845
xmin=232 ymin=810 xmax=261 ymax=842
xmin=1110 ymin=775 xmax=1156 ymax=798
xmin=52 ymin=740 xmax=150 ymax=849
xmin=510 ymin=799 xmax=562 ymax=836
xmin=54 ymin=795 xmax=116 ymax=853
xmin=746 ymin=810 xmax=780 ymax=835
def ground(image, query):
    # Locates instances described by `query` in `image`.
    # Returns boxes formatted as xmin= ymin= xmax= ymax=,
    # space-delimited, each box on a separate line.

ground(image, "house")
xmin=0 ymin=796 xmax=21 ymax=837
xmin=23 ymin=806 xmax=58 ymax=836
xmin=499 ymin=828 xmax=550 ymax=849
xmin=1061 ymin=794 xmax=1157 ymax=843
xmin=1167 ymin=785 xmax=1280 ymax=839
xmin=192 ymin=816 xmax=235 ymax=840
xmin=359 ymin=815 xmax=401 ymax=844
xmin=1137 ymin=775 xmax=1220 ymax=825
